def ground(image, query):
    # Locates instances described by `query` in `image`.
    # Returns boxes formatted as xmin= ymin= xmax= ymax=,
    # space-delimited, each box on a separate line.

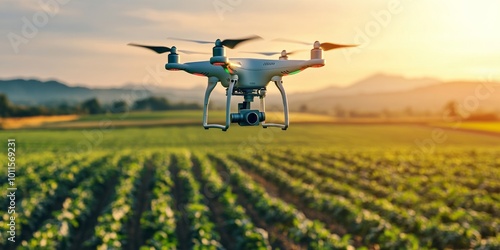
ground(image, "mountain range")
xmin=290 ymin=80 xmax=500 ymax=114
xmin=1 ymin=74 xmax=499 ymax=113
xmin=0 ymin=79 xmax=206 ymax=106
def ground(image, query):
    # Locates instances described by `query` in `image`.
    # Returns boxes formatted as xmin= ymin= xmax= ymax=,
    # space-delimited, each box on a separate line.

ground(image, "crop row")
xmin=229 ymin=153 xmax=424 ymax=249
xmin=192 ymin=152 xmax=272 ymax=249
xmin=267 ymin=151 xmax=498 ymax=239
xmin=139 ymin=153 xmax=177 ymax=249
xmin=3 ymin=149 xmax=498 ymax=250
xmin=22 ymin=155 xmax=119 ymax=249
xmin=2 ymin=153 xmax=106 ymax=248
xmin=172 ymin=151 xmax=222 ymax=249
xmin=289 ymin=149 xmax=499 ymax=216
xmin=87 ymin=152 xmax=146 ymax=249
xmin=206 ymin=152 xmax=354 ymax=249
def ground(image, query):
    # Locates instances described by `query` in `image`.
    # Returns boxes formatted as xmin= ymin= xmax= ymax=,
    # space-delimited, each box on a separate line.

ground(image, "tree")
xmin=57 ymin=102 xmax=74 ymax=115
xmin=444 ymin=100 xmax=459 ymax=118
xmin=111 ymin=100 xmax=128 ymax=113
xmin=133 ymin=97 xmax=170 ymax=111
xmin=0 ymin=94 xmax=11 ymax=117
xmin=81 ymin=98 xmax=102 ymax=114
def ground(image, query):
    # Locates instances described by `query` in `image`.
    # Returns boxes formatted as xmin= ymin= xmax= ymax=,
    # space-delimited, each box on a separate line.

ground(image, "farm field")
xmin=433 ymin=122 xmax=500 ymax=135
xmin=9 ymin=111 xmax=336 ymax=130
xmin=1 ymin=123 xmax=499 ymax=249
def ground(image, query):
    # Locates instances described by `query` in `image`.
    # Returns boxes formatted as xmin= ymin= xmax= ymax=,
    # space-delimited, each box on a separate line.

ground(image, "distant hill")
xmin=346 ymin=73 xmax=440 ymax=94
xmin=0 ymin=79 xmax=92 ymax=105
xmin=288 ymin=74 xmax=441 ymax=103
xmin=290 ymin=81 xmax=500 ymax=113
xmin=0 ymin=79 xmax=213 ymax=106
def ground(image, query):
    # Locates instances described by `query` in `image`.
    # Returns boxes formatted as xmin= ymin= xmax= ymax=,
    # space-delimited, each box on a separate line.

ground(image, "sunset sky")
xmin=1 ymin=0 xmax=499 ymax=92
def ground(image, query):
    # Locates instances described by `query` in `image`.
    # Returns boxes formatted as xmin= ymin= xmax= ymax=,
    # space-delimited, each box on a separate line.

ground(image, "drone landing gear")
xmin=203 ymin=76 xmax=289 ymax=131
xmin=203 ymin=76 xmax=236 ymax=131
xmin=261 ymin=79 xmax=289 ymax=130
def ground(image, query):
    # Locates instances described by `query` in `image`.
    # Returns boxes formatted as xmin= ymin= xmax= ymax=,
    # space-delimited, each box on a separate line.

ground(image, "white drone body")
xmin=130 ymin=37 xmax=354 ymax=131
xmin=167 ymin=57 xmax=325 ymax=89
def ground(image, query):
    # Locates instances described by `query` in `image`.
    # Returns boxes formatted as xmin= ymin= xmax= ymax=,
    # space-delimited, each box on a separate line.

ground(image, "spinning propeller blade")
xmin=319 ymin=43 xmax=358 ymax=51
xmin=167 ymin=38 xmax=213 ymax=44
xmin=241 ymin=49 xmax=306 ymax=56
xmin=221 ymin=35 xmax=262 ymax=49
xmin=169 ymin=35 xmax=263 ymax=49
xmin=128 ymin=43 xmax=208 ymax=55
xmin=128 ymin=43 xmax=172 ymax=54
xmin=273 ymin=38 xmax=310 ymax=46
xmin=177 ymin=50 xmax=210 ymax=55
xmin=274 ymin=39 xmax=357 ymax=51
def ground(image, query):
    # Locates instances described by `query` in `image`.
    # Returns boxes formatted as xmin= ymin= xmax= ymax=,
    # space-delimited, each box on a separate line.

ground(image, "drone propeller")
xmin=128 ymin=43 xmax=171 ymax=54
xmin=169 ymin=35 xmax=262 ymax=49
xmin=274 ymin=38 xmax=310 ymax=46
xmin=274 ymin=38 xmax=357 ymax=51
xmin=127 ymin=43 xmax=209 ymax=55
xmin=178 ymin=50 xmax=210 ymax=55
xmin=241 ymin=49 xmax=307 ymax=57
xmin=318 ymin=43 xmax=357 ymax=51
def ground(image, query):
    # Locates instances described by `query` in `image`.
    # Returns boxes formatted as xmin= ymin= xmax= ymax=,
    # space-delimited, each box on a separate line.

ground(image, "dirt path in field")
xmin=125 ymin=160 xmax=155 ymax=250
xmin=170 ymin=157 xmax=190 ymax=250
xmin=230 ymin=157 xmax=365 ymax=247
xmin=72 ymin=172 xmax=119 ymax=250
xmin=190 ymin=158 xmax=236 ymax=250
xmin=209 ymin=158 xmax=305 ymax=250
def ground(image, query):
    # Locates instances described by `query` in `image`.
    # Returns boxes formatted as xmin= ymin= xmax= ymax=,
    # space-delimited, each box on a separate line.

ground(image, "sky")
xmin=1 ymin=0 xmax=499 ymax=92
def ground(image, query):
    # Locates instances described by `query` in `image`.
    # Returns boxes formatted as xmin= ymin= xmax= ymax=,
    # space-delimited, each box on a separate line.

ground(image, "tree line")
xmin=0 ymin=94 xmax=201 ymax=118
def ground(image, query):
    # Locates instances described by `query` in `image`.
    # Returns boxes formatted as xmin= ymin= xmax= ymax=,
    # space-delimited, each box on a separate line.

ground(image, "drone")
xmin=129 ymin=36 xmax=356 ymax=131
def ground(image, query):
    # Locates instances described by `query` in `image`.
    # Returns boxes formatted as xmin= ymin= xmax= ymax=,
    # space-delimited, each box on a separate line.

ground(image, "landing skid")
xmin=202 ymin=76 xmax=289 ymax=131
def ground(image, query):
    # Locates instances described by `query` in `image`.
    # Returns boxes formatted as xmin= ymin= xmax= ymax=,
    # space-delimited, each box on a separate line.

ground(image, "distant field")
xmin=2 ymin=111 xmax=453 ymax=131
xmin=70 ymin=110 xmax=336 ymax=122
xmin=76 ymin=110 xmax=204 ymax=122
xmin=1 ymin=119 xmax=499 ymax=249
xmin=433 ymin=121 xmax=500 ymax=134
xmin=3 ymin=124 xmax=500 ymax=153
xmin=0 ymin=115 xmax=78 ymax=129
xmin=8 ymin=111 xmax=336 ymax=130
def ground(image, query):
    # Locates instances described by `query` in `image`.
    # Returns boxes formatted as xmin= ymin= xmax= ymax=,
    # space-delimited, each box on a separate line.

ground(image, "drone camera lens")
xmin=246 ymin=112 xmax=259 ymax=125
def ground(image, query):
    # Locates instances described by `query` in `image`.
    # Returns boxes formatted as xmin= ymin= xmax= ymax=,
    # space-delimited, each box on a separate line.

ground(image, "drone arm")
xmin=305 ymin=59 xmax=325 ymax=68
xmin=262 ymin=77 xmax=289 ymax=130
